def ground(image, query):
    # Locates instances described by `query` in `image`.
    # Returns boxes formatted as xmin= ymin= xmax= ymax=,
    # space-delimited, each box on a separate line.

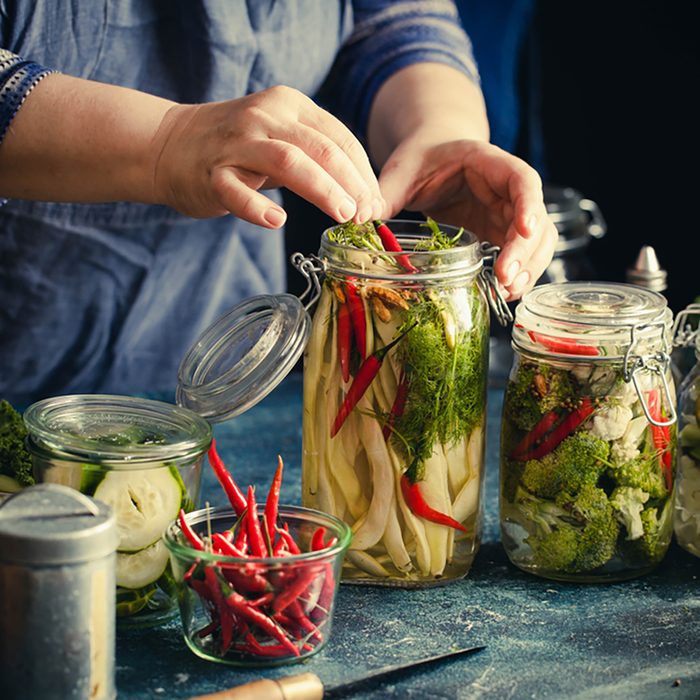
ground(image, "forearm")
xmin=0 ymin=72 xmax=176 ymax=203
xmin=367 ymin=62 xmax=489 ymax=168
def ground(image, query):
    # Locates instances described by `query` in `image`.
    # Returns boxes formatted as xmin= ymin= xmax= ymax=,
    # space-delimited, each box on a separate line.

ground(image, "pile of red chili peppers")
xmin=177 ymin=441 xmax=338 ymax=661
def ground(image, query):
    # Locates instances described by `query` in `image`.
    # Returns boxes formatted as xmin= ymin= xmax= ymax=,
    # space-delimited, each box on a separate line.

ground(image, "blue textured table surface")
xmin=117 ymin=373 xmax=700 ymax=699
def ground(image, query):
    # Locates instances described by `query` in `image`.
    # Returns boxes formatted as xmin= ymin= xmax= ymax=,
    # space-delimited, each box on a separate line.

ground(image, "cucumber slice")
xmin=80 ymin=464 xmax=106 ymax=496
xmin=116 ymin=583 xmax=158 ymax=616
xmin=94 ymin=466 xmax=182 ymax=551
xmin=116 ymin=539 xmax=170 ymax=589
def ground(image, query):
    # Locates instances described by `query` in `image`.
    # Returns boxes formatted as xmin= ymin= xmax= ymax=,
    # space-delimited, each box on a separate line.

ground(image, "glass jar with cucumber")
xmin=24 ymin=395 xmax=212 ymax=627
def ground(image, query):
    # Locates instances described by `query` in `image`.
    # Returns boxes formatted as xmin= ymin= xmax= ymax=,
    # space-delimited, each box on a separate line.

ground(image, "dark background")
xmin=285 ymin=0 xmax=699 ymax=314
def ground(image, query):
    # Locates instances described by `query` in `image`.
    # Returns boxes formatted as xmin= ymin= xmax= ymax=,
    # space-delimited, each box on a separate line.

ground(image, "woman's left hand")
xmin=378 ymin=137 xmax=557 ymax=300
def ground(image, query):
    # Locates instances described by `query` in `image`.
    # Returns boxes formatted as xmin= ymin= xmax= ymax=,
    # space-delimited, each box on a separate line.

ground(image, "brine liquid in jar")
xmin=302 ymin=219 xmax=501 ymax=586
xmin=500 ymin=283 xmax=677 ymax=582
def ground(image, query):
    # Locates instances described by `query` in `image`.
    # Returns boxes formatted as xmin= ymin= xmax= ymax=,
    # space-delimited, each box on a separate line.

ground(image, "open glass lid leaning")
xmin=176 ymin=258 xmax=323 ymax=422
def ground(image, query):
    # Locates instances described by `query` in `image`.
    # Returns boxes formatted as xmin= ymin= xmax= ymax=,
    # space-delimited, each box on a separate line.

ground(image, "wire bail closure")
xmin=623 ymin=321 xmax=676 ymax=427
xmin=290 ymin=253 xmax=325 ymax=310
xmin=672 ymin=302 xmax=700 ymax=349
xmin=478 ymin=243 xmax=513 ymax=327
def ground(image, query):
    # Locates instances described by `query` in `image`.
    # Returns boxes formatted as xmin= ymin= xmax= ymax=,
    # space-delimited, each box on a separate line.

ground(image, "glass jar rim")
xmin=319 ymin=219 xmax=483 ymax=283
xmin=512 ymin=282 xmax=673 ymax=360
xmin=23 ymin=394 xmax=212 ymax=465
xmin=163 ymin=504 xmax=352 ymax=565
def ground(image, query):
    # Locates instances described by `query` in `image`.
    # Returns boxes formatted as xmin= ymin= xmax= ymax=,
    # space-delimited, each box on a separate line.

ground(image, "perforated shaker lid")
xmin=0 ymin=483 xmax=117 ymax=565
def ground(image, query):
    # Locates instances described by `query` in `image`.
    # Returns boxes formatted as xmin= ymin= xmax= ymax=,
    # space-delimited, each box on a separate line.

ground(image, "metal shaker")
xmin=0 ymin=483 xmax=118 ymax=700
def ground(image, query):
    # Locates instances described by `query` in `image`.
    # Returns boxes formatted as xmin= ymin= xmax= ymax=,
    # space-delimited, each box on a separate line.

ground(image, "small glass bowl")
xmin=163 ymin=505 xmax=352 ymax=667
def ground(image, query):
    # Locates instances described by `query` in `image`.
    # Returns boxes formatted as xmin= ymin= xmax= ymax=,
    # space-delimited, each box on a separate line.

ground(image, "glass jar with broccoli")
xmin=24 ymin=395 xmax=212 ymax=626
xmin=302 ymin=219 xmax=508 ymax=586
xmin=500 ymin=282 xmax=677 ymax=582
xmin=672 ymin=303 xmax=700 ymax=558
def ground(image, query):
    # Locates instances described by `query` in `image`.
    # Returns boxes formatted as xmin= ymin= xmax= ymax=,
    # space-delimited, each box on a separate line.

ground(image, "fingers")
xmin=491 ymin=160 xmax=554 ymax=299
xmin=496 ymin=215 xmax=558 ymax=300
xmin=281 ymin=122 xmax=383 ymax=223
xmin=211 ymin=167 xmax=288 ymax=229
xmin=249 ymin=86 xmax=382 ymax=223
xmin=296 ymin=106 xmax=384 ymax=222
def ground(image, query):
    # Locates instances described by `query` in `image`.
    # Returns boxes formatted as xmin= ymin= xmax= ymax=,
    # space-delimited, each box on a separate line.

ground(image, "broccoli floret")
xmin=521 ymin=433 xmax=610 ymax=499
xmin=610 ymin=453 xmax=667 ymax=500
xmin=530 ymin=525 xmax=578 ymax=570
xmin=636 ymin=502 xmax=673 ymax=563
xmin=504 ymin=363 xmax=576 ymax=431
xmin=556 ymin=485 xmax=619 ymax=572
xmin=610 ymin=486 xmax=649 ymax=540
xmin=512 ymin=485 xmax=619 ymax=573
xmin=518 ymin=485 xmax=619 ymax=573
xmin=0 ymin=400 xmax=34 ymax=487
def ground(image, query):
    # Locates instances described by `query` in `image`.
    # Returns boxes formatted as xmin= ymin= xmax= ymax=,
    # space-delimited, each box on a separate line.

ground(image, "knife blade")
xmin=188 ymin=645 xmax=486 ymax=700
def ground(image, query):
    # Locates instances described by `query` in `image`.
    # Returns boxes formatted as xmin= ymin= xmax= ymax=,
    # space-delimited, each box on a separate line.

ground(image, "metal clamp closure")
xmin=477 ymin=243 xmax=513 ymax=327
xmin=290 ymin=252 xmax=325 ymax=310
xmin=623 ymin=321 xmax=676 ymax=427
xmin=672 ymin=302 xmax=700 ymax=349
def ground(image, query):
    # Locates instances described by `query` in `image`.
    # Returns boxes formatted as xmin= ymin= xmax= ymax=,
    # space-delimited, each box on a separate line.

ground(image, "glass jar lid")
xmin=512 ymin=282 xmax=673 ymax=359
xmin=23 ymin=394 xmax=212 ymax=466
xmin=176 ymin=293 xmax=311 ymax=422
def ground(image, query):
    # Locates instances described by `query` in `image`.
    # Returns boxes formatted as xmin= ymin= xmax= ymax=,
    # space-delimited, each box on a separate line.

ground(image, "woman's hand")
xmin=378 ymin=136 xmax=557 ymax=300
xmin=152 ymin=85 xmax=384 ymax=228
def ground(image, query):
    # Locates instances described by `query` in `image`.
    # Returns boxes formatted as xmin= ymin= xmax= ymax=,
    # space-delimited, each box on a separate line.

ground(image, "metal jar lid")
xmin=0 ymin=483 xmax=117 ymax=565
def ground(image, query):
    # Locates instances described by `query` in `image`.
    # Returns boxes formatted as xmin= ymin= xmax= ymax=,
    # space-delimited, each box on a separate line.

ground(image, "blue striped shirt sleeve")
xmin=0 ymin=48 xmax=54 ymax=145
xmin=319 ymin=0 xmax=480 ymax=143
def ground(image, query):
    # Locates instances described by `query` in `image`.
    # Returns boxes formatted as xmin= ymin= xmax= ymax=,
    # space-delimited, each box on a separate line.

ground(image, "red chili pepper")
xmin=286 ymin=599 xmax=323 ymax=643
xmin=264 ymin=455 xmax=284 ymax=537
xmin=517 ymin=396 xmax=595 ymax=461
xmin=311 ymin=567 xmax=336 ymax=623
xmin=211 ymin=532 xmax=246 ymax=558
xmin=179 ymin=509 xmax=205 ymax=551
xmin=374 ymin=220 xmax=418 ymax=273
xmin=203 ymin=566 xmax=234 ymax=654
xmin=224 ymin=590 xmax=299 ymax=656
xmin=647 ymin=389 xmax=673 ymax=491
xmin=337 ymin=298 xmax=353 ymax=383
xmin=345 ymin=281 xmax=367 ymax=360
xmin=208 ymin=440 xmax=248 ymax=516
xmin=524 ymin=328 xmax=599 ymax=356
xmin=245 ymin=486 xmax=266 ymax=558
xmin=331 ymin=324 xmax=414 ymax=438
xmin=276 ymin=524 xmax=301 ymax=555
xmin=310 ymin=526 xmax=327 ymax=552
xmin=509 ymin=408 xmax=561 ymax=459
xmin=272 ymin=564 xmax=322 ymax=614
xmin=383 ymin=372 xmax=409 ymax=441
xmin=400 ymin=466 xmax=468 ymax=533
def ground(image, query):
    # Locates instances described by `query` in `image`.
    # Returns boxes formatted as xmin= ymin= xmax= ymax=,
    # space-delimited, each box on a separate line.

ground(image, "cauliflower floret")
xmin=590 ymin=404 xmax=633 ymax=442
xmin=571 ymin=364 xmax=593 ymax=383
xmin=611 ymin=441 xmax=640 ymax=464
xmin=608 ymin=378 xmax=639 ymax=407
xmin=610 ymin=415 xmax=648 ymax=463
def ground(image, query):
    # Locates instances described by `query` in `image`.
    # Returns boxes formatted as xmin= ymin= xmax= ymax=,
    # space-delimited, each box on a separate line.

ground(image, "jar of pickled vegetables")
xmin=301 ymin=219 xmax=510 ymax=586
xmin=24 ymin=395 xmax=212 ymax=627
xmin=672 ymin=303 xmax=700 ymax=558
xmin=500 ymin=282 xmax=677 ymax=582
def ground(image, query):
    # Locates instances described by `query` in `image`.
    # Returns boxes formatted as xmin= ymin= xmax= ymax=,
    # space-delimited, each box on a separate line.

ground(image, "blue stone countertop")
xmin=117 ymin=373 xmax=700 ymax=699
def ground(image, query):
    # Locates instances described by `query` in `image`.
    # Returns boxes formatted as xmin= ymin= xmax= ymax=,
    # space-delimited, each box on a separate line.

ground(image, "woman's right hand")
xmin=151 ymin=86 xmax=384 ymax=228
